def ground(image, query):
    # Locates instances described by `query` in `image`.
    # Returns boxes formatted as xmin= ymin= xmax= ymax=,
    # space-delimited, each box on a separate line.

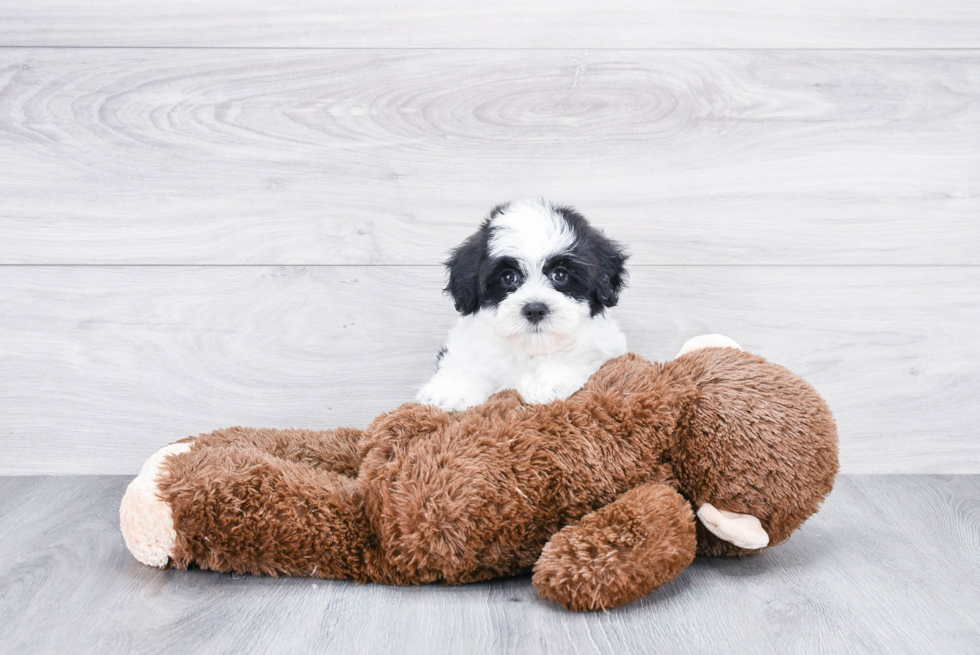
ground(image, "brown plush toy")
xmin=120 ymin=335 xmax=838 ymax=611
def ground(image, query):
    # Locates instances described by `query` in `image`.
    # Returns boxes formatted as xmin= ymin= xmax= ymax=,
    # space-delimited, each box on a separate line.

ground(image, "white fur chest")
xmin=417 ymin=310 xmax=627 ymax=411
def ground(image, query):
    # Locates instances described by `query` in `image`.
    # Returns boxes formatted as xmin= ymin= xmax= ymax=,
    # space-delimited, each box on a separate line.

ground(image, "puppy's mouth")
xmin=515 ymin=320 xmax=575 ymax=351
xmin=493 ymin=299 xmax=579 ymax=354
xmin=523 ymin=318 xmax=558 ymax=336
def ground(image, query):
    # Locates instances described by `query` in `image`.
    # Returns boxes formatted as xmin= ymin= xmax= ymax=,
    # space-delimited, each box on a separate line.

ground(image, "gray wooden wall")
xmin=2 ymin=2 xmax=978 ymax=475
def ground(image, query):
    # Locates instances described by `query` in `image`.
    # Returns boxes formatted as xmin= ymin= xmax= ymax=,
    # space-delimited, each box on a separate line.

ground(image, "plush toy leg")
xmin=120 ymin=442 xmax=193 ymax=568
xmin=182 ymin=426 xmax=365 ymax=477
xmin=532 ymin=481 xmax=697 ymax=611
xmin=676 ymin=334 xmax=741 ymax=358
xmin=152 ymin=445 xmax=375 ymax=581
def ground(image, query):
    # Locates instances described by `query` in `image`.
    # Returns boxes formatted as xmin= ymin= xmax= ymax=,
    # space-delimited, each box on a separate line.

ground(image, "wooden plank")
xmin=1 ymin=265 xmax=977 ymax=475
xmin=3 ymin=1 xmax=980 ymax=48
xmin=1 ymin=48 xmax=978 ymax=265
xmin=1 ymin=475 xmax=978 ymax=653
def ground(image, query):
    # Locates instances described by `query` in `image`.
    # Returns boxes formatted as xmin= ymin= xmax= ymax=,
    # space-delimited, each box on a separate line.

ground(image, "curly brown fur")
xmin=147 ymin=349 xmax=838 ymax=610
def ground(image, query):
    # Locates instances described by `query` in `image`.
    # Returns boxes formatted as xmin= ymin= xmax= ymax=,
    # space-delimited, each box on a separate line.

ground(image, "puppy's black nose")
xmin=522 ymin=302 xmax=550 ymax=324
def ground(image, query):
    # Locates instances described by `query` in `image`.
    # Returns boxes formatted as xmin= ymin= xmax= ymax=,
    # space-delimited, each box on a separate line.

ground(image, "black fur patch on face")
xmin=481 ymin=257 xmax=525 ymax=308
xmin=551 ymin=205 xmax=629 ymax=315
xmin=543 ymin=254 xmax=593 ymax=306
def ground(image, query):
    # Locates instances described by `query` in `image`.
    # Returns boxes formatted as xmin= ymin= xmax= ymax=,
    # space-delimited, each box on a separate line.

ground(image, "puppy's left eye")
xmin=500 ymin=269 xmax=523 ymax=289
xmin=550 ymin=267 xmax=569 ymax=286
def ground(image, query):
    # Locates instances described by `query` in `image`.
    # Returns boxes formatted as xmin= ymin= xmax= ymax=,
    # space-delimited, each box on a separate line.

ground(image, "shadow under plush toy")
xmin=120 ymin=335 xmax=838 ymax=611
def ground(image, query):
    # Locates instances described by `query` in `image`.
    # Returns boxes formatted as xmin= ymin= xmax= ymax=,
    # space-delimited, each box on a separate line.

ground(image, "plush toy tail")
xmin=120 ymin=427 xmax=375 ymax=581
xmin=532 ymin=481 xmax=697 ymax=611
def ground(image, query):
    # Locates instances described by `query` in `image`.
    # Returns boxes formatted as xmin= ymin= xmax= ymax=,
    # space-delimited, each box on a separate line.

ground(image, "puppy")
xmin=416 ymin=200 xmax=629 ymax=412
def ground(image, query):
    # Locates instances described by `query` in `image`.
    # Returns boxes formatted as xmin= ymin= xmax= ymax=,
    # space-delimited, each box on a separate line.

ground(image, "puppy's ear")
xmin=551 ymin=204 xmax=629 ymax=315
xmin=591 ymin=236 xmax=629 ymax=314
xmin=444 ymin=222 xmax=490 ymax=315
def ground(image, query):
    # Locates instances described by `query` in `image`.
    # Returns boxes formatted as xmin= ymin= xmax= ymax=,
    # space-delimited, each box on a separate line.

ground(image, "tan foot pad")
xmin=119 ymin=442 xmax=192 ymax=567
xmin=697 ymin=503 xmax=769 ymax=550
xmin=676 ymin=334 xmax=742 ymax=359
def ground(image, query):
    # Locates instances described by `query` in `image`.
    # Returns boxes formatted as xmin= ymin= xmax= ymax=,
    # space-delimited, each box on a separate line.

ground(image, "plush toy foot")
xmin=119 ymin=442 xmax=192 ymax=567
xmin=676 ymin=334 xmax=742 ymax=358
xmin=696 ymin=503 xmax=769 ymax=550
xmin=533 ymin=481 xmax=697 ymax=611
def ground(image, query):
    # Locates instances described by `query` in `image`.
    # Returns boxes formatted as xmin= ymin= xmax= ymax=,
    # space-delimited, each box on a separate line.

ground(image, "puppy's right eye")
xmin=500 ymin=270 xmax=522 ymax=289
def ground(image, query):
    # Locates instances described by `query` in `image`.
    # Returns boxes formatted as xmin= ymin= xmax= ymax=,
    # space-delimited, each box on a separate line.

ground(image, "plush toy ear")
xmin=443 ymin=219 xmax=491 ymax=315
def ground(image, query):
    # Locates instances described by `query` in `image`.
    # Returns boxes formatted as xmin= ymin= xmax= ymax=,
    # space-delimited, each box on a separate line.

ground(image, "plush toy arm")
xmin=532 ymin=481 xmax=697 ymax=611
xmin=697 ymin=503 xmax=769 ymax=550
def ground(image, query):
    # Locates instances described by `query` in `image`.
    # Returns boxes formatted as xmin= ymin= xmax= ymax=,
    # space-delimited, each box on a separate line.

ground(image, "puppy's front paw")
xmin=119 ymin=442 xmax=192 ymax=568
xmin=416 ymin=378 xmax=490 ymax=412
xmin=517 ymin=381 xmax=561 ymax=405
xmin=517 ymin=363 xmax=593 ymax=405
xmin=518 ymin=375 xmax=580 ymax=405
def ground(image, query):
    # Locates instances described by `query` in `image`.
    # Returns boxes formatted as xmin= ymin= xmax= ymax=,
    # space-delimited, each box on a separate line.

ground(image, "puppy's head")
xmin=444 ymin=200 xmax=628 ymax=354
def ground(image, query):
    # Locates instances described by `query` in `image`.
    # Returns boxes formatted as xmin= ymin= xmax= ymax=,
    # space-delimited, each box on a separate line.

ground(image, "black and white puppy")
xmin=416 ymin=200 xmax=629 ymax=412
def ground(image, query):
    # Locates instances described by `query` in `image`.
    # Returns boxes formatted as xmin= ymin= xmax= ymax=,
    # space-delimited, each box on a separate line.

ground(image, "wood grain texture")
xmin=1 ymin=475 xmax=977 ymax=654
xmin=1 ymin=265 xmax=977 ymax=475
xmin=1 ymin=48 xmax=978 ymax=265
xmin=2 ymin=0 xmax=980 ymax=49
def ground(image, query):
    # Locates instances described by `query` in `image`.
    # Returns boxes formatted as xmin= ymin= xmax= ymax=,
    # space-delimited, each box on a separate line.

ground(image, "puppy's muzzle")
xmin=522 ymin=302 xmax=550 ymax=324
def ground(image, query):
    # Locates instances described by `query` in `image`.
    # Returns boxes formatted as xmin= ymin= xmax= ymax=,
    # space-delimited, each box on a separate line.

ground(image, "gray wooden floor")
xmin=1 ymin=475 xmax=978 ymax=654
